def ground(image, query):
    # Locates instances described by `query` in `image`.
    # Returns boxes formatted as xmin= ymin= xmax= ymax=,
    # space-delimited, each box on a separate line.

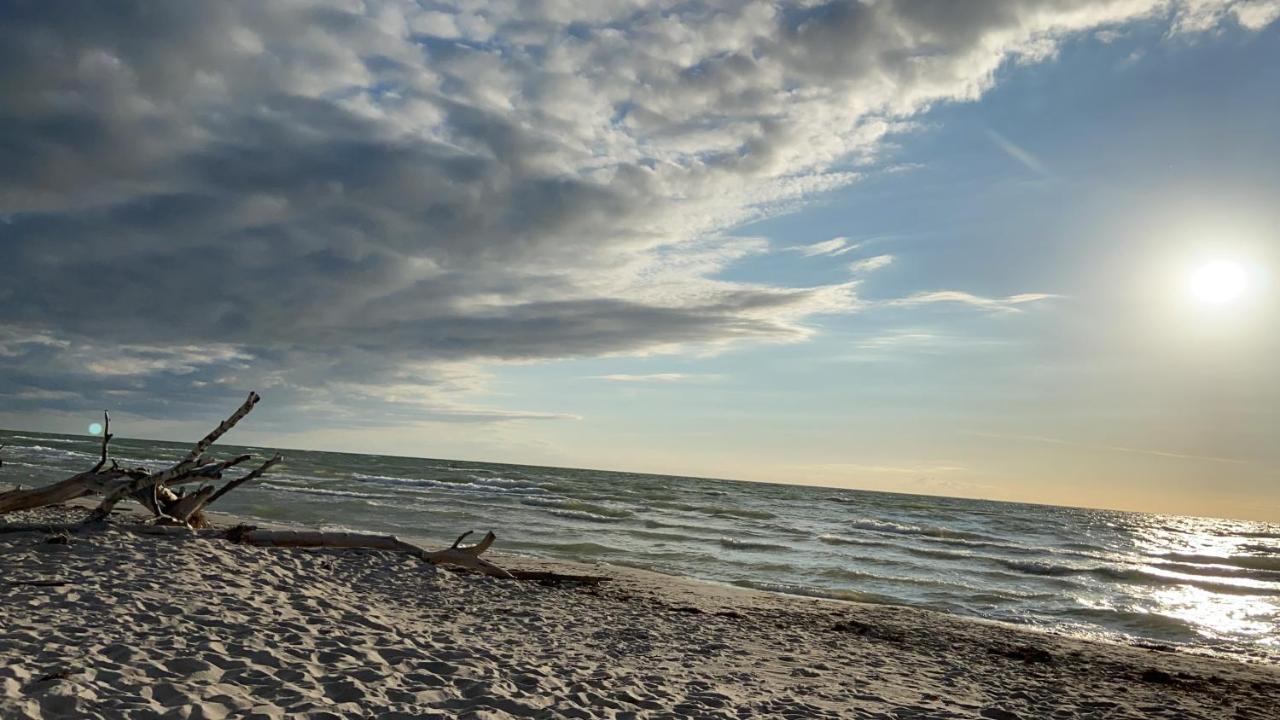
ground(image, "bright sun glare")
xmin=1189 ymin=260 xmax=1249 ymax=305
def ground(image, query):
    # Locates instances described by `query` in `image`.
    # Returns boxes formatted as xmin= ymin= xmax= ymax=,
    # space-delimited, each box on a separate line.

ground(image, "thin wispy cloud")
xmin=884 ymin=292 xmax=1056 ymax=312
xmin=590 ymin=373 xmax=715 ymax=383
xmin=849 ymin=255 xmax=895 ymax=274
xmin=985 ymin=129 xmax=1051 ymax=178
xmin=792 ymin=237 xmax=859 ymax=258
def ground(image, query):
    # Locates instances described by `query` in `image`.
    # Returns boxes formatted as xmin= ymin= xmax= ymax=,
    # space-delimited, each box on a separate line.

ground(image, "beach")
xmin=3 ymin=505 xmax=1276 ymax=719
xmin=7 ymin=432 xmax=1278 ymax=666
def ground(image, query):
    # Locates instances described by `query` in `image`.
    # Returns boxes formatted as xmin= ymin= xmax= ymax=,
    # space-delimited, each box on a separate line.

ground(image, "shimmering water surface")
xmin=4 ymin=430 xmax=1278 ymax=663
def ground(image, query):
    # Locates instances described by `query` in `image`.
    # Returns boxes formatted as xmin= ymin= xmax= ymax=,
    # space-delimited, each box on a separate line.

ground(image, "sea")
xmin=3 ymin=429 xmax=1278 ymax=664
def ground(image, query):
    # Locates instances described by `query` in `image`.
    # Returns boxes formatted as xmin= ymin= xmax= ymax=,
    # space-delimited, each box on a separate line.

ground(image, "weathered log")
xmin=233 ymin=528 xmax=608 ymax=583
xmin=0 ymin=468 xmax=146 ymax=515
xmin=124 ymin=523 xmax=607 ymax=583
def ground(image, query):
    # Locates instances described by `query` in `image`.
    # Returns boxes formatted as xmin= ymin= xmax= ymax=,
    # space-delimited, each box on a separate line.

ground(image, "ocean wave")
xmin=468 ymin=474 xmax=537 ymax=487
xmin=902 ymin=546 xmax=975 ymax=562
xmin=843 ymin=518 xmax=997 ymax=543
xmin=504 ymin=540 xmax=625 ymax=557
xmin=1221 ymin=528 xmax=1280 ymax=539
xmin=972 ymin=568 xmax=1086 ymax=590
xmin=4 ymin=435 xmax=85 ymax=444
xmin=699 ymin=506 xmax=775 ymax=520
xmin=1001 ymin=560 xmax=1280 ymax=596
xmin=643 ymin=518 xmax=722 ymax=533
xmin=728 ymin=579 xmax=905 ymax=606
xmin=258 ymin=483 xmax=398 ymax=501
xmin=1059 ymin=607 xmax=1201 ymax=640
xmin=353 ymin=473 xmax=547 ymax=495
xmin=626 ymin=528 xmax=714 ymax=543
xmin=646 ymin=499 xmax=774 ymax=520
xmin=115 ymin=456 xmax=183 ymax=467
xmin=1000 ymin=560 xmax=1080 ymax=577
xmin=519 ymin=496 xmax=633 ymax=519
xmin=648 ymin=500 xmax=704 ymax=512
xmin=919 ymin=534 xmax=1109 ymax=562
xmin=1157 ymin=552 xmax=1280 ymax=574
xmin=818 ymin=567 xmax=1031 ymax=600
xmin=1150 ymin=560 xmax=1280 ymax=581
xmin=0 ymin=460 xmax=63 ymax=471
xmin=18 ymin=445 xmax=96 ymax=458
xmin=547 ymin=508 xmax=628 ymax=523
xmin=718 ymin=537 xmax=792 ymax=552
xmin=757 ymin=521 xmax=812 ymax=537
xmin=818 ymin=533 xmax=898 ymax=549
xmin=816 ymin=567 xmax=887 ymax=583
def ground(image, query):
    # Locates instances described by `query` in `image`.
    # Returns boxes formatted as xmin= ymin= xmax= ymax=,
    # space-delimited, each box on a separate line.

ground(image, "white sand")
xmin=3 ymin=505 xmax=1277 ymax=719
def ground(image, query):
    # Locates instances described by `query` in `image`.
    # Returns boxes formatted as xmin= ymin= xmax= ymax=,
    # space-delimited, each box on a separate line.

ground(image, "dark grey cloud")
xmin=0 ymin=0 xmax=1267 ymax=425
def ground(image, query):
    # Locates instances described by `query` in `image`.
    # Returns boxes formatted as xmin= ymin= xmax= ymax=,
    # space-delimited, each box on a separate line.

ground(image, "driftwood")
xmin=0 ymin=392 xmax=608 ymax=584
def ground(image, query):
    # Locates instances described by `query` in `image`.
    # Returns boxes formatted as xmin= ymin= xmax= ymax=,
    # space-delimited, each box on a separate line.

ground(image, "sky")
xmin=0 ymin=1 xmax=1277 ymax=521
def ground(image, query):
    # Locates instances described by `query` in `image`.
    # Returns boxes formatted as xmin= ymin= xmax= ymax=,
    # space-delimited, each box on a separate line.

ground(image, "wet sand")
xmin=2 ymin=505 xmax=1277 ymax=719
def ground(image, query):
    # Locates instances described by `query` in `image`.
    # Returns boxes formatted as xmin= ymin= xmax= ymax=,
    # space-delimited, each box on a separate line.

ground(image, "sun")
xmin=1188 ymin=260 xmax=1249 ymax=305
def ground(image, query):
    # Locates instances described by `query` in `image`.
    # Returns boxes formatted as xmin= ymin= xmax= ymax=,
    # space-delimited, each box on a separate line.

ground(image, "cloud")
xmin=848 ymin=254 xmax=895 ymax=274
xmin=1173 ymin=0 xmax=1280 ymax=31
xmin=590 ymin=373 xmax=712 ymax=383
xmin=0 ymin=0 xmax=1271 ymax=426
xmin=985 ymin=129 xmax=1051 ymax=177
xmin=793 ymin=237 xmax=858 ymax=257
xmin=1232 ymin=0 xmax=1280 ymax=28
xmin=884 ymin=292 xmax=1056 ymax=312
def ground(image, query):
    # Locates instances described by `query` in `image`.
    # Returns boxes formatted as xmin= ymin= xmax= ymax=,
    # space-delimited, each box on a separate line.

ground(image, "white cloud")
xmin=793 ymin=237 xmax=858 ymax=257
xmin=885 ymin=291 xmax=1056 ymax=312
xmin=848 ymin=254 xmax=894 ymax=274
xmin=590 ymin=373 xmax=710 ymax=382
xmin=985 ymin=129 xmax=1051 ymax=177
xmin=1232 ymin=0 xmax=1280 ymax=28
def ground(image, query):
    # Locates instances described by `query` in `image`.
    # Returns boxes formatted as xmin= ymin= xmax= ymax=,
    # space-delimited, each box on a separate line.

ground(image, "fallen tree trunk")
xmin=0 ymin=468 xmax=145 ymax=515
xmin=0 ymin=392 xmax=610 ymax=586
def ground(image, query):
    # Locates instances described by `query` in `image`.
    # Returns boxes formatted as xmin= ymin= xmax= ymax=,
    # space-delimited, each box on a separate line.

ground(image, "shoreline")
xmin=3 ymin=504 xmax=1279 ymax=719
xmin=6 ymin=432 xmax=1278 ymax=667
xmin=204 ymin=507 xmax=1277 ymax=670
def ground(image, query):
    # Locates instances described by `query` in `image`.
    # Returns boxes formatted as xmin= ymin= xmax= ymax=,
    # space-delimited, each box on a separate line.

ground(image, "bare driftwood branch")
xmin=91 ymin=411 xmax=112 ymax=473
xmin=217 ymin=527 xmax=604 ymax=584
xmin=202 ymin=454 xmax=282 ymax=510
xmin=0 ymin=467 xmax=148 ymax=515
xmin=88 ymin=392 xmax=262 ymax=521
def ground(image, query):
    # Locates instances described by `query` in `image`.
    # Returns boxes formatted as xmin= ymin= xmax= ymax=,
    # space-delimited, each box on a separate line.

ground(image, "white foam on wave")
xmin=258 ymin=483 xmax=398 ymax=501
xmin=4 ymin=435 xmax=85 ymax=444
xmin=352 ymin=472 xmax=547 ymax=495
